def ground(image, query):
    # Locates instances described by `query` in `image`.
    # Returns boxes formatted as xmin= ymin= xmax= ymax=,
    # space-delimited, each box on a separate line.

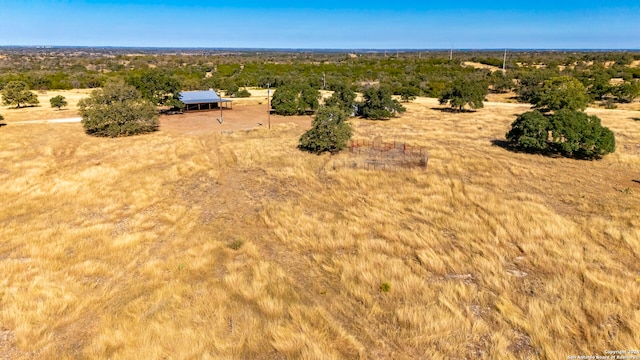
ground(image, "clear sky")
xmin=0 ymin=0 xmax=638 ymax=49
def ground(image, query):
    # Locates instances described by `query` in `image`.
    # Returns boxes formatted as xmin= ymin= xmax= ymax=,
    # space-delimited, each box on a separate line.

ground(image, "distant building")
xmin=179 ymin=89 xmax=233 ymax=112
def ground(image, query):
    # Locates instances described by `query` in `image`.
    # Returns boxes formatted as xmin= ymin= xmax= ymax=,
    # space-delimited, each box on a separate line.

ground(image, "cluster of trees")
xmin=438 ymin=77 xmax=488 ymax=111
xmin=506 ymin=77 xmax=615 ymax=159
xmin=2 ymin=48 xmax=639 ymax=111
xmin=272 ymin=83 xmax=406 ymax=120
xmin=297 ymin=85 xmax=406 ymax=154
xmin=271 ymin=84 xmax=320 ymax=115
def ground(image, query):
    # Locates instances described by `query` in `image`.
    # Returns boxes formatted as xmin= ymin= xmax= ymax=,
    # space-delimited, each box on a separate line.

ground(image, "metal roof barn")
xmin=179 ymin=90 xmax=232 ymax=111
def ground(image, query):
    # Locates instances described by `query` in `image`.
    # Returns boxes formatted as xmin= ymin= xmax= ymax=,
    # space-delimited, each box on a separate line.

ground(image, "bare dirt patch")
xmin=160 ymin=104 xmax=312 ymax=135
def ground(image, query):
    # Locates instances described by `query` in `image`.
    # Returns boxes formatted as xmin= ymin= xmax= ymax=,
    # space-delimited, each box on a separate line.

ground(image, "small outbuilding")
xmin=179 ymin=89 xmax=233 ymax=112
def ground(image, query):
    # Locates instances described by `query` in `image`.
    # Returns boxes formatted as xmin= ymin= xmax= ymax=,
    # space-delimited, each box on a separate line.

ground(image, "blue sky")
xmin=0 ymin=0 xmax=638 ymax=49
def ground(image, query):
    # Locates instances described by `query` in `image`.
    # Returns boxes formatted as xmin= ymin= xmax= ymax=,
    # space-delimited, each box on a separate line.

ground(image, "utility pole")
xmin=322 ymin=72 xmax=326 ymax=91
xmin=449 ymin=47 xmax=452 ymax=61
xmin=267 ymin=83 xmax=271 ymax=130
xmin=218 ymin=90 xmax=223 ymax=124
xmin=503 ymin=49 xmax=507 ymax=72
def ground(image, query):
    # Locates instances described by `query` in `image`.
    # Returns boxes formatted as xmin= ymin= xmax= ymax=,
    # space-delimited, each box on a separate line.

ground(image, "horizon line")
xmin=1 ymin=45 xmax=639 ymax=52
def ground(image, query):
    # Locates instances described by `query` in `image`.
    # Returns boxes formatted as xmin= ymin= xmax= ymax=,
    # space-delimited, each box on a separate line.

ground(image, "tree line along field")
xmin=1 ymin=48 xmax=640 ymax=358
xmin=0 ymin=48 xmax=639 ymax=109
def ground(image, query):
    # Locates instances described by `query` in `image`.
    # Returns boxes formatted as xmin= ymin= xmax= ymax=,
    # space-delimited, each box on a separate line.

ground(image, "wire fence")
xmin=332 ymin=139 xmax=429 ymax=171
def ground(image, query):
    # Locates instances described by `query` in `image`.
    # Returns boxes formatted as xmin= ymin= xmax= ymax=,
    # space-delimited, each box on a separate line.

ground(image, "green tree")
xmin=550 ymin=109 xmax=615 ymax=159
xmin=49 ymin=95 xmax=68 ymax=110
xmin=126 ymin=70 xmax=183 ymax=107
xmin=534 ymin=76 xmax=590 ymax=111
xmin=359 ymin=86 xmax=406 ymax=120
xmin=271 ymin=84 xmax=299 ymax=116
xmin=505 ymin=111 xmax=550 ymax=151
xmin=299 ymin=106 xmax=352 ymax=154
xmin=516 ymin=71 xmax=548 ymax=104
xmin=398 ymin=86 xmax=420 ymax=102
xmin=79 ymin=80 xmax=159 ymax=137
xmin=489 ymin=71 xmax=514 ymax=93
xmin=1 ymin=81 xmax=39 ymax=108
xmin=438 ymin=78 xmax=488 ymax=111
xmin=298 ymin=86 xmax=320 ymax=114
xmin=613 ymin=80 xmax=640 ymax=103
xmin=585 ymin=73 xmax=612 ymax=101
xmin=325 ymin=84 xmax=356 ymax=114
xmin=235 ymin=89 xmax=252 ymax=98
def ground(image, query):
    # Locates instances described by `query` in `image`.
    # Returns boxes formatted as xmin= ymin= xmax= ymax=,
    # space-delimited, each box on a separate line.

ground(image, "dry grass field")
xmin=1 ymin=97 xmax=640 ymax=359
xmin=0 ymin=90 xmax=93 ymax=123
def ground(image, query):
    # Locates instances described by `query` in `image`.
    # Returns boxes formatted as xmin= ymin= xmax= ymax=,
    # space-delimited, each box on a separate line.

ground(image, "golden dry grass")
xmin=462 ymin=61 xmax=503 ymax=72
xmin=1 ymin=98 xmax=640 ymax=359
xmin=1 ymin=89 xmax=92 ymax=122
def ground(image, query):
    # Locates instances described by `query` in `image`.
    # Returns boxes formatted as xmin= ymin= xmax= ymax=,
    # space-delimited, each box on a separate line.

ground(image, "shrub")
xmin=505 ymin=111 xmax=550 ymax=152
xmin=299 ymin=106 xmax=352 ymax=154
xmin=550 ymin=109 xmax=615 ymax=159
xmin=228 ymin=239 xmax=244 ymax=250
xmin=49 ymin=95 xmax=67 ymax=110
xmin=79 ymin=80 xmax=159 ymax=137
xmin=379 ymin=282 xmax=391 ymax=292
xmin=235 ymin=89 xmax=251 ymax=98
xmin=398 ymin=86 xmax=420 ymax=102
xmin=506 ymin=109 xmax=615 ymax=159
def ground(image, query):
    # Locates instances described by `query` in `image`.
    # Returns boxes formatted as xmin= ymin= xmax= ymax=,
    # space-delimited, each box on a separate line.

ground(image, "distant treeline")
xmin=1 ymin=48 xmax=639 ymax=103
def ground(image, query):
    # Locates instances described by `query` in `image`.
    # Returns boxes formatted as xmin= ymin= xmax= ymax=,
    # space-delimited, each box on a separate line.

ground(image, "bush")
xmin=49 ymin=95 xmax=67 ymax=110
xmin=550 ymin=109 xmax=615 ymax=159
xmin=79 ymin=80 xmax=159 ymax=137
xmin=505 ymin=111 xmax=550 ymax=151
xmin=505 ymin=109 xmax=616 ymax=159
xmin=235 ymin=89 xmax=251 ymax=98
xmin=299 ymin=106 xmax=352 ymax=154
xmin=398 ymin=86 xmax=420 ymax=102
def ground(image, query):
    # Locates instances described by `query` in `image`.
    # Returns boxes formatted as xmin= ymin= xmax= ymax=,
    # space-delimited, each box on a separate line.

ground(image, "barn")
xmin=179 ymin=89 xmax=233 ymax=112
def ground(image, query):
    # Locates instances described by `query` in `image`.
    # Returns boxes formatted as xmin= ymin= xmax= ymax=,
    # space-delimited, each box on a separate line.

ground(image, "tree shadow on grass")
xmin=0 ymin=123 xmax=7 ymax=127
xmin=632 ymin=117 xmax=640 ymax=121
xmin=490 ymin=139 xmax=564 ymax=158
xmin=633 ymin=180 xmax=640 ymax=185
xmin=430 ymin=107 xmax=477 ymax=113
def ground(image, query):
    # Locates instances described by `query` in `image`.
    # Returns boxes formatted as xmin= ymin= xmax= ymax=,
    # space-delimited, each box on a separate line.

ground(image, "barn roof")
xmin=179 ymin=90 xmax=232 ymax=104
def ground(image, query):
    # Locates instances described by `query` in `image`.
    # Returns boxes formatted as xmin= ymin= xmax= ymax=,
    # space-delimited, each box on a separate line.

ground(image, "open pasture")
xmin=1 ymin=98 xmax=639 ymax=359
